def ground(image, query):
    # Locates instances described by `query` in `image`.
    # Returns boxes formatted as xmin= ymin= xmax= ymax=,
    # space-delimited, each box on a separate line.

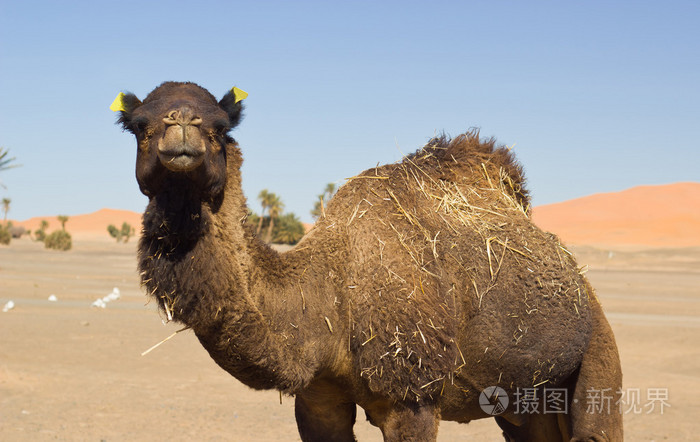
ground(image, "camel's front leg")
xmin=294 ymin=392 xmax=357 ymax=442
xmin=568 ymin=298 xmax=623 ymax=441
xmin=378 ymin=403 xmax=440 ymax=442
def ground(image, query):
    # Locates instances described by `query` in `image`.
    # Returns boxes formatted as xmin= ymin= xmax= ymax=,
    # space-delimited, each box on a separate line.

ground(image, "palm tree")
xmin=311 ymin=182 xmax=337 ymax=220
xmin=1 ymin=198 xmax=10 ymax=225
xmin=0 ymin=148 xmax=19 ymax=172
xmin=0 ymin=148 xmax=20 ymax=189
xmin=57 ymin=215 xmax=69 ymax=231
xmin=323 ymin=182 xmax=337 ymax=196
xmin=256 ymin=189 xmax=271 ymax=235
xmin=265 ymin=194 xmax=284 ymax=243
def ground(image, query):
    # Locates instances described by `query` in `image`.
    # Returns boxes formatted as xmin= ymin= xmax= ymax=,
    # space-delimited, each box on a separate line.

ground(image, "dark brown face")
xmin=117 ymin=82 xmax=243 ymax=198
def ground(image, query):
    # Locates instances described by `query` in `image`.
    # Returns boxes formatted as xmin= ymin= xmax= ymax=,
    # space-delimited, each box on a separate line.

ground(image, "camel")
xmin=113 ymin=81 xmax=623 ymax=441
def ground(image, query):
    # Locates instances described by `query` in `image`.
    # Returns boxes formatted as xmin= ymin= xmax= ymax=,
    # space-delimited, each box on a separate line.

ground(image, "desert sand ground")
xmin=1 ymin=237 xmax=699 ymax=441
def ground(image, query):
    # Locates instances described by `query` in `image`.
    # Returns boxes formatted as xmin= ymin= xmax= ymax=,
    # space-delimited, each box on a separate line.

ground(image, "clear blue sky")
xmin=1 ymin=0 xmax=698 ymax=223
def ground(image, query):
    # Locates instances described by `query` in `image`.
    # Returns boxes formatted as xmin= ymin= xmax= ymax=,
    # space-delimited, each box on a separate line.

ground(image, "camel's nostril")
xmin=163 ymin=111 xmax=179 ymax=125
xmin=163 ymin=109 xmax=201 ymax=126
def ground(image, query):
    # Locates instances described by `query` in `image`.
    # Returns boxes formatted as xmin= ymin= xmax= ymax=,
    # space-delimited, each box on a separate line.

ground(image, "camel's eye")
xmin=130 ymin=116 xmax=149 ymax=134
xmin=213 ymin=119 xmax=230 ymax=134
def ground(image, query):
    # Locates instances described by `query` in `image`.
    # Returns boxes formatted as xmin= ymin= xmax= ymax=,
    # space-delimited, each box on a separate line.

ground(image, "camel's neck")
xmin=138 ymin=144 xmax=320 ymax=392
xmin=138 ymin=177 xmax=249 ymax=328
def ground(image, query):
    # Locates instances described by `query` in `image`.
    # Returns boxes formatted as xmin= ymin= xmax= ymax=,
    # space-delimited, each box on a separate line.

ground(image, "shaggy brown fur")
xmin=118 ymin=82 xmax=623 ymax=441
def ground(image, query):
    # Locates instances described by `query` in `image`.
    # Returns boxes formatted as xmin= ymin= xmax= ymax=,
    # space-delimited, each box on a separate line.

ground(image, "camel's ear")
xmin=218 ymin=87 xmax=246 ymax=129
xmin=111 ymin=92 xmax=143 ymax=133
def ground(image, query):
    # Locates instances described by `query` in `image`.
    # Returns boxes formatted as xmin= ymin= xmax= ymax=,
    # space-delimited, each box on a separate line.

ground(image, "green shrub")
xmin=120 ymin=222 xmax=135 ymax=242
xmin=272 ymin=213 xmax=305 ymax=245
xmin=108 ymin=222 xmax=136 ymax=243
xmin=107 ymin=224 xmax=121 ymax=242
xmin=0 ymin=225 xmax=10 ymax=245
xmin=34 ymin=219 xmax=49 ymax=242
xmin=44 ymin=230 xmax=72 ymax=251
xmin=246 ymin=211 xmax=305 ymax=245
xmin=246 ymin=211 xmax=260 ymax=230
xmin=34 ymin=229 xmax=46 ymax=241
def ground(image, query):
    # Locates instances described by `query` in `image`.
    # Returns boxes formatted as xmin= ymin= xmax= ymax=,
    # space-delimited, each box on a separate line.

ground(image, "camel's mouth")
xmin=158 ymin=146 xmax=205 ymax=172
xmin=157 ymin=117 xmax=208 ymax=172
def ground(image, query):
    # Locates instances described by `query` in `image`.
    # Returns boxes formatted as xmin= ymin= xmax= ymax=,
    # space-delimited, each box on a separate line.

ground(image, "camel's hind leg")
xmin=295 ymin=392 xmax=357 ymax=442
xmin=567 ymin=295 xmax=624 ymax=441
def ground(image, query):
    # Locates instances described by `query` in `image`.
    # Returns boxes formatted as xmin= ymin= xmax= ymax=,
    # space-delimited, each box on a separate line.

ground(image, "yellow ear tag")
xmin=232 ymin=87 xmax=248 ymax=103
xmin=110 ymin=92 xmax=126 ymax=112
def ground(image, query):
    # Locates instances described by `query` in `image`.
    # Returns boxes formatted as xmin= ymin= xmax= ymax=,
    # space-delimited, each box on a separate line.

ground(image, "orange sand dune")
xmin=14 ymin=208 xmax=142 ymax=240
xmin=11 ymin=182 xmax=698 ymax=247
xmin=531 ymin=182 xmax=700 ymax=248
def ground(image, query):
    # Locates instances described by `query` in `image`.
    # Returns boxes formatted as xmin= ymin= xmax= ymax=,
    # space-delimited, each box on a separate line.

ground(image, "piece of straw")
xmin=141 ymin=326 xmax=191 ymax=356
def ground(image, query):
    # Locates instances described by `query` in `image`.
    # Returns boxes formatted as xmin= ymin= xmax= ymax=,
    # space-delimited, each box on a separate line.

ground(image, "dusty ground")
xmin=1 ymin=238 xmax=698 ymax=441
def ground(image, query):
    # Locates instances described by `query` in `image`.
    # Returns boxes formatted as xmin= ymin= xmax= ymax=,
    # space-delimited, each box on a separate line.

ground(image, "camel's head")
xmin=113 ymin=82 xmax=245 ymax=198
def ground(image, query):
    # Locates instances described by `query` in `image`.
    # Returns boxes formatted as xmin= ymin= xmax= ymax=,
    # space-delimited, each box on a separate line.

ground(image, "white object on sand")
xmin=91 ymin=299 xmax=107 ymax=309
xmin=92 ymin=287 xmax=121 ymax=308
xmin=2 ymin=300 xmax=15 ymax=312
xmin=102 ymin=287 xmax=121 ymax=303
xmin=48 ymin=294 xmax=58 ymax=302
